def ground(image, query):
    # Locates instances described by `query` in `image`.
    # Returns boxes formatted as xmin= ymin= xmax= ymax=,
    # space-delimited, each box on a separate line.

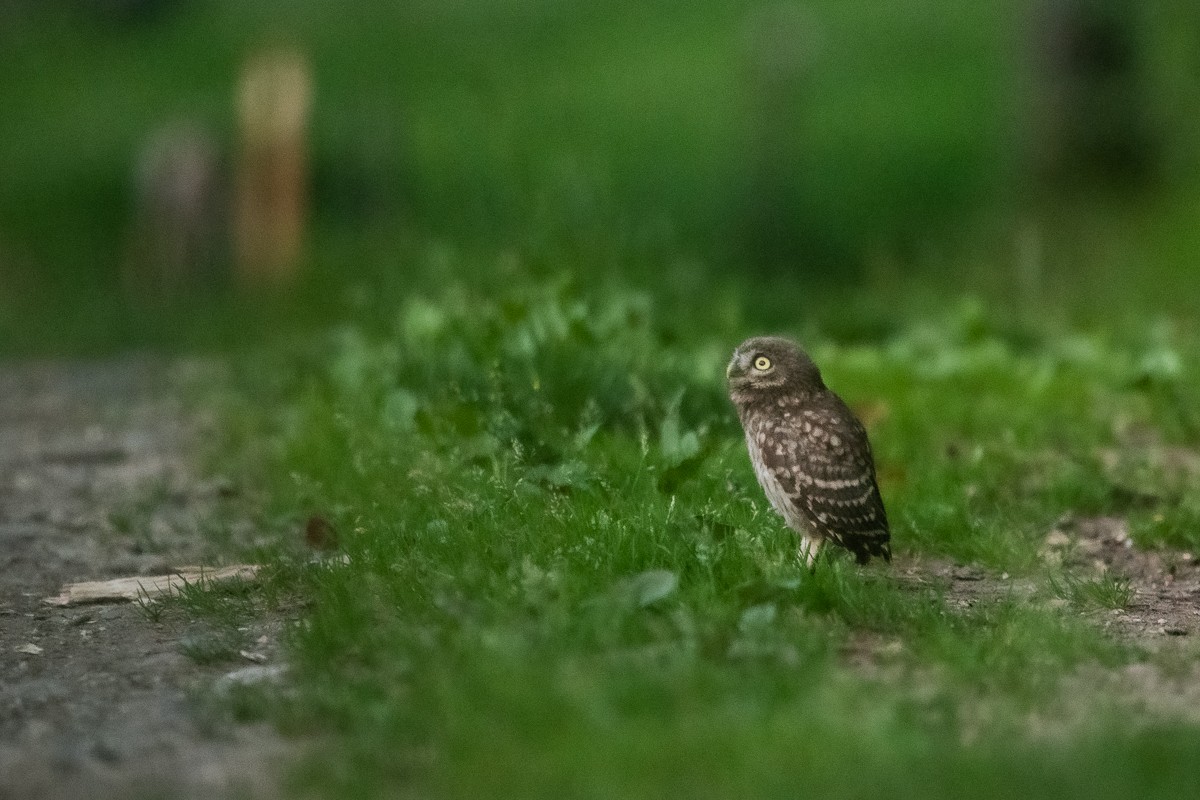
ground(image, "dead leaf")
xmin=304 ymin=514 xmax=339 ymax=551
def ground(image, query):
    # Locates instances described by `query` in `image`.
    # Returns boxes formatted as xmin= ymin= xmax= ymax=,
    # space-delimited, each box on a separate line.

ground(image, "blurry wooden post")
xmin=233 ymin=48 xmax=312 ymax=289
xmin=740 ymin=4 xmax=828 ymax=275
xmin=1026 ymin=0 xmax=1156 ymax=187
xmin=124 ymin=121 xmax=224 ymax=301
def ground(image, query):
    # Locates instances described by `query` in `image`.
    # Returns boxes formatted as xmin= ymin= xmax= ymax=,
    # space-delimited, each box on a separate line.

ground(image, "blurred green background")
xmin=1 ymin=0 xmax=1198 ymax=350
xmin=7 ymin=5 xmax=1200 ymax=798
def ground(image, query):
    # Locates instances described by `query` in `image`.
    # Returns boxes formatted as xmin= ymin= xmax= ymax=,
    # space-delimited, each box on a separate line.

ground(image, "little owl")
xmin=727 ymin=336 xmax=891 ymax=567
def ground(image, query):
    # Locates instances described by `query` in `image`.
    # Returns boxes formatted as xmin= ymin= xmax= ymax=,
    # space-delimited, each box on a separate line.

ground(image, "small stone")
xmin=879 ymin=640 xmax=904 ymax=656
xmin=16 ymin=643 xmax=43 ymax=655
xmin=1044 ymin=529 xmax=1071 ymax=548
xmin=214 ymin=664 xmax=286 ymax=693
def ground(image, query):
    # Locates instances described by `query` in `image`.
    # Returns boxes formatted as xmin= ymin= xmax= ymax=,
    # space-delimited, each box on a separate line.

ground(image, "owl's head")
xmin=726 ymin=336 xmax=825 ymax=399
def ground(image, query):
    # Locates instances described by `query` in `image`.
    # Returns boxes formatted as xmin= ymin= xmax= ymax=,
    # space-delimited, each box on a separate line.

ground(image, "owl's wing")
xmin=765 ymin=397 xmax=891 ymax=564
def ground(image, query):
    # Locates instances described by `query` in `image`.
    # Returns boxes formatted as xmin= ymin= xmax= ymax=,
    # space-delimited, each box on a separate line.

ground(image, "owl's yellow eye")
xmin=753 ymin=356 xmax=772 ymax=371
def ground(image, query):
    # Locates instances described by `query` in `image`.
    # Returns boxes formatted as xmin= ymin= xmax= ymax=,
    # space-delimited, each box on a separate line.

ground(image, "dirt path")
xmin=0 ymin=359 xmax=289 ymax=800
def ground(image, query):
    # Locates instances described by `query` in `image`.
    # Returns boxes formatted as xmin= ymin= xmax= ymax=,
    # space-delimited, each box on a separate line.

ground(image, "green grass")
xmin=177 ymin=262 xmax=1200 ymax=799
xmin=1048 ymin=572 xmax=1136 ymax=611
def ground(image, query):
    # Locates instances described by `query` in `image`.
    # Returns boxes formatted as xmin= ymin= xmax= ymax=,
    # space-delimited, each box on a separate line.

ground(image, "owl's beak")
xmin=725 ymin=353 xmax=742 ymax=380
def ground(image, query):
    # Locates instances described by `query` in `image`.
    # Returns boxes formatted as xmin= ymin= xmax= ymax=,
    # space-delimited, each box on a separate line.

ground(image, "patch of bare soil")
xmin=882 ymin=513 xmax=1200 ymax=647
xmin=0 ymin=359 xmax=290 ymax=800
xmin=1044 ymin=514 xmax=1200 ymax=644
xmin=849 ymin=516 xmax=1200 ymax=739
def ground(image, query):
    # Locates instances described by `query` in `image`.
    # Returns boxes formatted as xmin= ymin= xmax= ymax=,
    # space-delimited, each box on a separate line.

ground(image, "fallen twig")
xmin=43 ymin=564 xmax=261 ymax=607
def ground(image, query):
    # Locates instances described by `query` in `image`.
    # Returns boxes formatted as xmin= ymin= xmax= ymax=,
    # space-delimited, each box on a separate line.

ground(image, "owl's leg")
xmin=798 ymin=535 xmax=822 ymax=570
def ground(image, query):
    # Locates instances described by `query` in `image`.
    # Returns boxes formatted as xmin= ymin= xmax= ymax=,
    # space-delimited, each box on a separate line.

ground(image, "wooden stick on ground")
xmin=43 ymin=564 xmax=261 ymax=607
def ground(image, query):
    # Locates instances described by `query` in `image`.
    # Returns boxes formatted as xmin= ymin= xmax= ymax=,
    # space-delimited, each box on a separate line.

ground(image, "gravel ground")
xmin=0 ymin=358 xmax=291 ymax=800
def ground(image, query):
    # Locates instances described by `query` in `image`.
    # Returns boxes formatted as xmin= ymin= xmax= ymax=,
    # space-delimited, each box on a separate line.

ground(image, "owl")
xmin=727 ymin=336 xmax=891 ymax=567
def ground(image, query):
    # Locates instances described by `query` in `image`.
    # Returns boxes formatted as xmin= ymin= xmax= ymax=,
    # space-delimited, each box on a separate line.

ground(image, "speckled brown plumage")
xmin=727 ymin=336 xmax=891 ymax=567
